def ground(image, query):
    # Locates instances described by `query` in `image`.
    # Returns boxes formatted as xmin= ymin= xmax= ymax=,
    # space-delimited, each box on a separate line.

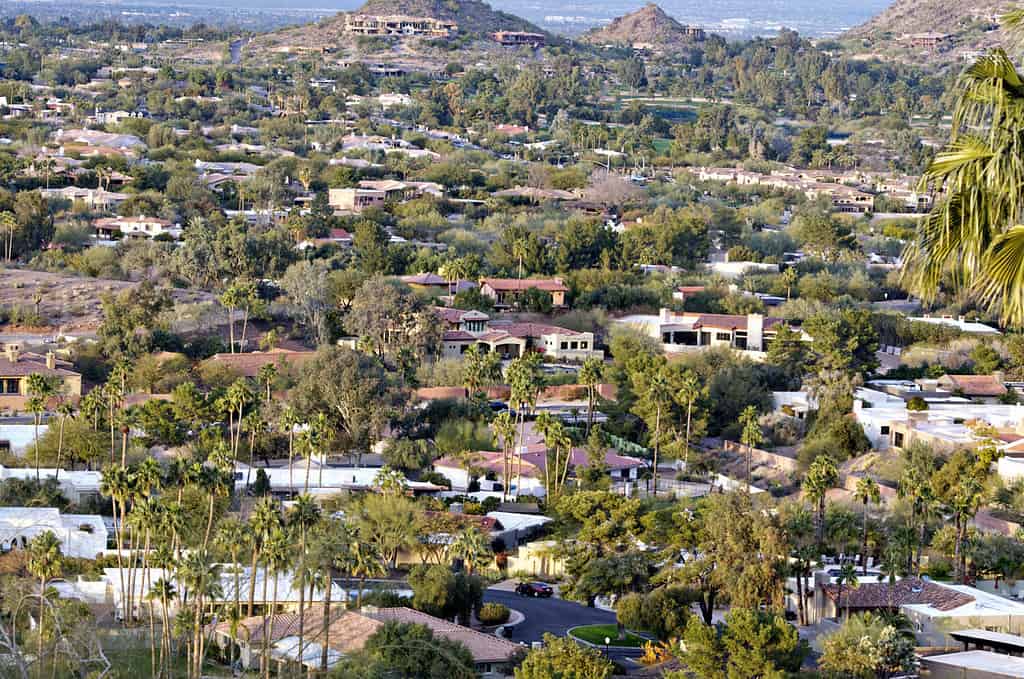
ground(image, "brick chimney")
xmin=45 ymin=352 xmax=55 ymax=370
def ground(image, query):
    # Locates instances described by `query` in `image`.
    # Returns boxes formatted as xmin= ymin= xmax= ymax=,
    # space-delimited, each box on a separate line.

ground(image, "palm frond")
xmin=974 ymin=225 xmax=1024 ymax=326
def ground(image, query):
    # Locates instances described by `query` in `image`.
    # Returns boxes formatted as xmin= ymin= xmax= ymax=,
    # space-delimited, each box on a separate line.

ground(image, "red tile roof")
xmin=938 ymin=374 xmax=1007 ymax=397
xmin=481 ymin=278 xmax=568 ymax=293
xmin=201 ymin=349 xmax=315 ymax=378
xmin=822 ymin=577 xmax=975 ymax=612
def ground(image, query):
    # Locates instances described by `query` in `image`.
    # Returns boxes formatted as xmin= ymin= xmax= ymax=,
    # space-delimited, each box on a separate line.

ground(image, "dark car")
xmin=515 ymin=582 xmax=554 ymax=598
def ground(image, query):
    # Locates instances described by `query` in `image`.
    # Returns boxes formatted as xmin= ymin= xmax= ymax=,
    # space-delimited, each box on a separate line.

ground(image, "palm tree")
xmin=25 ymin=373 xmax=57 ymax=481
xmin=579 ymin=357 xmax=603 ymax=435
xmin=257 ymin=362 xmax=277 ymax=402
xmin=248 ymin=497 xmax=280 ymax=616
xmin=675 ymin=370 xmax=701 ymax=471
xmin=804 ymin=455 xmax=839 ymax=550
xmin=53 ymin=401 xmax=74 ymax=481
xmin=280 ymin=405 xmax=300 ymax=492
xmin=739 ymin=405 xmax=763 ymax=491
xmin=214 ymin=517 xmax=247 ymax=673
xmin=492 ymin=411 xmax=516 ymax=502
xmin=262 ymin=528 xmax=292 ymax=679
xmin=951 ymin=476 xmax=984 ymax=584
xmin=835 ymin=562 xmax=859 ymax=621
xmin=854 ymin=476 xmax=881 ymax=575
xmin=638 ymin=366 xmax=674 ymax=495
xmin=451 ymin=528 xmax=491 ymax=575
xmin=289 ymin=494 xmax=321 ymax=674
xmin=0 ymin=210 xmax=17 ymax=261
xmin=147 ymin=578 xmax=176 ymax=678
xmin=902 ymin=46 xmax=1024 ymax=327
xmin=26 ymin=530 xmax=62 ymax=676
xmin=350 ymin=541 xmax=386 ymax=608
xmin=878 ymin=547 xmax=901 ymax=613
xmin=177 ymin=551 xmax=223 ymax=679
xmin=308 ymin=519 xmax=349 ymax=673
xmin=101 ymin=464 xmax=135 ymax=626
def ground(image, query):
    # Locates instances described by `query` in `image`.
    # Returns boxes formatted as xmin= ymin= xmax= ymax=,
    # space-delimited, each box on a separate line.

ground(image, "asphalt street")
xmin=483 ymin=589 xmax=616 ymax=644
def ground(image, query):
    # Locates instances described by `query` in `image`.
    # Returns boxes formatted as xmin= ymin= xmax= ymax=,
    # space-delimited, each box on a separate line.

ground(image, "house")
xmin=901 ymin=32 xmax=949 ymax=49
xmin=0 ymin=466 xmax=102 ymax=505
xmin=434 ymin=443 xmax=646 ymax=498
xmin=907 ymin=316 xmax=1001 ymax=335
xmin=614 ymin=309 xmax=801 ymax=358
xmin=672 ymin=285 xmax=706 ymax=303
xmin=921 ymin=650 xmax=1024 ymax=679
xmin=492 ymin=31 xmax=546 ymax=47
xmin=341 ymin=14 xmax=457 ymax=38
xmin=297 ymin=228 xmax=353 ymax=251
xmin=211 ymin=606 xmax=522 ymax=674
xmin=815 ymin=576 xmax=1024 ymax=646
xmin=399 ymin=273 xmax=476 ymax=295
xmin=232 ymin=463 xmax=445 ymax=497
xmin=54 ymin=128 xmax=145 ymax=150
xmin=0 ymin=424 xmax=48 ymax=455
xmin=93 ymin=215 xmax=181 ymax=240
xmin=200 ymin=349 xmax=316 ymax=379
xmin=479 ymin=278 xmax=568 ymax=310
xmin=0 ymin=344 xmax=82 ymax=410
xmin=0 ymin=507 xmax=107 ymax=559
xmin=936 ymin=374 xmax=1007 ymax=400
xmin=327 ymin=188 xmax=386 ymax=213
xmin=356 ymin=180 xmax=443 ymax=201
xmin=40 ymin=186 xmax=128 ymax=209
xmin=434 ymin=307 xmax=602 ymax=361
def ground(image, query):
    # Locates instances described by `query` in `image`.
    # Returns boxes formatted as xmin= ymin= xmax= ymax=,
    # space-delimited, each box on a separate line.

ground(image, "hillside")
xmin=582 ymin=3 xmax=703 ymax=48
xmin=350 ymin=0 xmax=544 ymax=35
xmin=845 ymin=0 xmax=1007 ymax=54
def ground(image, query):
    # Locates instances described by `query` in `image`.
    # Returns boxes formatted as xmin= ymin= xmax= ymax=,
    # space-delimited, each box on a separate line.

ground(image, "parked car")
xmin=515 ymin=582 xmax=554 ymax=598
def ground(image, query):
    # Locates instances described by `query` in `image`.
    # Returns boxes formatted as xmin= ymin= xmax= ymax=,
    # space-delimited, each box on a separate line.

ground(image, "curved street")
xmin=483 ymin=588 xmax=616 ymax=644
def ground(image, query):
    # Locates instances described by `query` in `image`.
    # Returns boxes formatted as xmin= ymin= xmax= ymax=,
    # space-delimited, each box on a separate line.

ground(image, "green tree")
xmin=804 ymin=455 xmax=839 ymax=549
xmin=819 ymin=613 xmax=916 ymax=679
xmin=739 ymin=405 xmax=763 ymax=489
xmin=854 ymin=477 xmax=881 ymax=575
xmin=27 ymin=530 xmax=62 ymax=676
xmin=515 ymin=633 xmax=613 ymax=679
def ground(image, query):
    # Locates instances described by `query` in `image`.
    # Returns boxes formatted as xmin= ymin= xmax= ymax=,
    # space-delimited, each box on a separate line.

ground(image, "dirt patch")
xmin=0 ymin=268 xmax=215 ymax=332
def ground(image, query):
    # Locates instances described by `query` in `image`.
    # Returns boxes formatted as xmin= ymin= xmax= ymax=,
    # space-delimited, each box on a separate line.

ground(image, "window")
xmin=580 ymin=342 xmax=588 ymax=349
xmin=880 ymin=426 xmax=890 ymax=436
xmin=3 ymin=379 xmax=18 ymax=394
xmin=894 ymin=432 xmax=904 ymax=448
xmin=570 ymin=341 xmax=578 ymax=350
xmin=561 ymin=342 xmax=568 ymax=350
xmin=715 ymin=332 xmax=731 ymax=341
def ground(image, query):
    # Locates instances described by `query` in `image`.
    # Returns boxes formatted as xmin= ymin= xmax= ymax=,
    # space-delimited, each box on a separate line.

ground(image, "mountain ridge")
xmin=581 ymin=3 xmax=704 ymax=48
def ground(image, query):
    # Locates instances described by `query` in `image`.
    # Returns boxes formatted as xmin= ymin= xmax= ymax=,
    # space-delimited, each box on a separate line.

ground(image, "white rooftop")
xmin=908 ymin=316 xmax=1001 ymax=335
xmin=923 ymin=650 xmax=1024 ymax=676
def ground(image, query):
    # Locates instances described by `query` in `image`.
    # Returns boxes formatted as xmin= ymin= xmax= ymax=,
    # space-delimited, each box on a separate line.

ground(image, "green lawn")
xmin=569 ymin=624 xmax=648 ymax=648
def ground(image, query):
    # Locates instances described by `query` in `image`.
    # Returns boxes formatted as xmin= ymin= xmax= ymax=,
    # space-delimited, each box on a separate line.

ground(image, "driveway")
xmin=483 ymin=588 xmax=616 ymax=644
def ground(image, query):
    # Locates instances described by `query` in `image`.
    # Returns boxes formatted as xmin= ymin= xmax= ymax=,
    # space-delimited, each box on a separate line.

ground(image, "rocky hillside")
xmin=582 ymin=3 xmax=702 ymax=47
xmin=845 ymin=0 xmax=1007 ymax=52
xmin=349 ymin=0 xmax=543 ymax=35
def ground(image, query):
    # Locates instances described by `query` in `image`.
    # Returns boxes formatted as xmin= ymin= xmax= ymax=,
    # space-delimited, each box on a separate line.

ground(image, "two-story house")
xmin=614 ymin=309 xmax=804 ymax=358
xmin=436 ymin=307 xmax=602 ymax=362
xmin=0 ymin=344 xmax=82 ymax=410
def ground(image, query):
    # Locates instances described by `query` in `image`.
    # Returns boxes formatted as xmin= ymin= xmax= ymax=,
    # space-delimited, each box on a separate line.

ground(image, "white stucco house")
xmin=0 ymin=507 xmax=107 ymax=559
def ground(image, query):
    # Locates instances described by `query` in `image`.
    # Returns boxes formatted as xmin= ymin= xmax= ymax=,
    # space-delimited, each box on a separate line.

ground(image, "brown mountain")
xmin=845 ymin=0 xmax=1007 ymax=53
xmin=349 ymin=0 xmax=544 ymax=35
xmin=582 ymin=3 xmax=704 ymax=47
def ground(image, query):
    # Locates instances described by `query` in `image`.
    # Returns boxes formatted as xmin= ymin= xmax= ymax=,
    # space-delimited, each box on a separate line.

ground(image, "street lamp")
xmin=604 ymin=636 xmax=610 ymax=655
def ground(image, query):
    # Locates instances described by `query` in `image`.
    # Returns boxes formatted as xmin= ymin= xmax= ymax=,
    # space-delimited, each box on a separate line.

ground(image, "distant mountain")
xmin=845 ymin=0 xmax=1007 ymax=52
xmin=349 ymin=0 xmax=544 ymax=35
xmin=581 ymin=3 xmax=704 ymax=48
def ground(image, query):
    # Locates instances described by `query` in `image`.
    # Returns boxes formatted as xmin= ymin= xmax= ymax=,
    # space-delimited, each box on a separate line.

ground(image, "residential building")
xmin=0 ymin=344 xmax=82 ymax=410
xmin=614 ymin=309 xmax=801 ymax=358
xmin=435 ymin=307 xmax=602 ymax=361
xmin=907 ymin=315 xmax=1001 ymax=335
xmin=342 ymin=14 xmax=457 ymax=38
xmin=901 ymin=32 xmax=950 ymax=49
xmin=210 ymin=606 xmax=522 ymax=674
xmin=399 ymin=273 xmax=475 ymax=295
xmin=53 ymin=128 xmax=145 ymax=150
xmin=297 ymin=228 xmax=353 ymax=250
xmin=232 ymin=463 xmax=445 ymax=497
xmin=492 ymin=31 xmax=546 ymax=47
xmin=0 ymin=507 xmax=107 ymax=559
xmin=40 ymin=186 xmax=128 ymax=209
xmin=327 ymin=187 xmax=386 ymax=213
xmin=921 ymin=651 xmax=1024 ymax=679
xmin=0 ymin=424 xmax=48 ymax=455
xmin=0 ymin=466 xmax=102 ymax=505
xmin=93 ymin=215 xmax=182 ymax=240
xmin=935 ymin=373 xmax=1007 ymax=401
xmin=200 ymin=349 xmax=316 ymax=378
xmin=479 ymin=278 xmax=568 ymax=310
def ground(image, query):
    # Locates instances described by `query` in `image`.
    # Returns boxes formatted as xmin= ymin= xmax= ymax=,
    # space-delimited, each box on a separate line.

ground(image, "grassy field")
xmin=570 ymin=624 xmax=648 ymax=648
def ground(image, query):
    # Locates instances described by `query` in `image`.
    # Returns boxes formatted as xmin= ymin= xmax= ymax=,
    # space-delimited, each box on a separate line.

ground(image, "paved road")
xmin=483 ymin=589 xmax=616 ymax=644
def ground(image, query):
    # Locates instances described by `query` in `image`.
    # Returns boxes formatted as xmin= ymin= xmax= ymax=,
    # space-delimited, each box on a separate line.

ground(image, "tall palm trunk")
xmin=248 ymin=542 xmax=260 ymax=616
xmin=320 ymin=572 xmax=333 ymax=673
xmin=55 ymin=415 xmax=66 ymax=481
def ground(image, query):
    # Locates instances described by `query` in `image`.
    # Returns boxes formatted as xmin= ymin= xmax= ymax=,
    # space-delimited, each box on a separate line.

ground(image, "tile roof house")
xmin=200 ymin=349 xmax=315 ymax=379
xmin=936 ymin=374 xmax=1008 ymax=399
xmin=479 ymin=278 xmax=568 ymax=310
xmin=210 ymin=606 xmax=522 ymax=673
xmin=0 ymin=344 xmax=82 ymax=411
xmin=434 ymin=307 xmax=601 ymax=362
